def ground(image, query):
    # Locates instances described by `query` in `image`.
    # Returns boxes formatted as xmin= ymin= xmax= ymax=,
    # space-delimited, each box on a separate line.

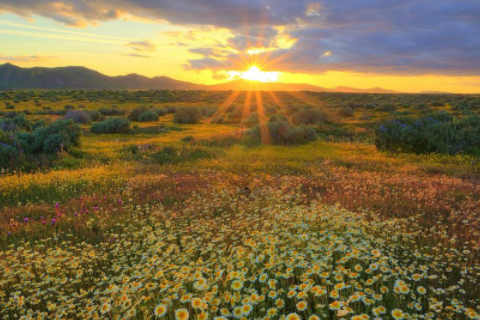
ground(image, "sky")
xmin=0 ymin=0 xmax=480 ymax=93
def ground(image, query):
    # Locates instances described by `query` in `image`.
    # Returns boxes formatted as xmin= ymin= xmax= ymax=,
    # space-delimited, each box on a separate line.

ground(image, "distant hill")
xmin=0 ymin=63 xmax=397 ymax=93
xmin=208 ymin=79 xmax=331 ymax=92
xmin=332 ymin=86 xmax=398 ymax=94
xmin=0 ymin=63 xmax=206 ymax=90
xmin=420 ymin=91 xmax=453 ymax=94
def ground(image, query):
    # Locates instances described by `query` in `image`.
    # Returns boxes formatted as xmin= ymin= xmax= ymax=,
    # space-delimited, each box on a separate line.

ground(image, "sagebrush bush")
xmin=0 ymin=140 xmax=18 ymax=167
xmin=91 ymin=118 xmax=131 ymax=134
xmin=0 ymin=113 xmax=31 ymax=131
xmin=247 ymin=121 xmax=317 ymax=145
xmin=337 ymin=107 xmax=354 ymax=117
xmin=127 ymin=107 xmax=148 ymax=121
xmin=156 ymin=108 xmax=167 ymax=116
xmin=88 ymin=110 xmax=104 ymax=122
xmin=98 ymin=108 xmax=127 ymax=116
xmin=173 ymin=108 xmax=202 ymax=124
xmin=241 ymin=114 xmax=260 ymax=127
xmin=375 ymin=113 xmax=480 ymax=155
xmin=0 ymin=120 xmax=80 ymax=168
xmin=65 ymin=110 xmax=91 ymax=124
xmin=138 ymin=111 xmax=159 ymax=122
xmin=291 ymin=109 xmax=328 ymax=125
xmin=18 ymin=120 xmax=80 ymax=154
xmin=268 ymin=114 xmax=289 ymax=123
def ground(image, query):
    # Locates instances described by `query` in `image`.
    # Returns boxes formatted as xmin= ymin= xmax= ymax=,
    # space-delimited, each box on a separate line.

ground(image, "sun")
xmin=227 ymin=66 xmax=280 ymax=82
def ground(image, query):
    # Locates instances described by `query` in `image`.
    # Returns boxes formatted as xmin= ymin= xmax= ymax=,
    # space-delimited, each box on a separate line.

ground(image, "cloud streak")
xmin=125 ymin=40 xmax=157 ymax=52
xmin=121 ymin=53 xmax=152 ymax=58
xmin=0 ymin=54 xmax=54 ymax=62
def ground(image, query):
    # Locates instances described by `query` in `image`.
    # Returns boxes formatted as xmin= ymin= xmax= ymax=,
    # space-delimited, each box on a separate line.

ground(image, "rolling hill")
xmin=0 ymin=63 xmax=397 ymax=93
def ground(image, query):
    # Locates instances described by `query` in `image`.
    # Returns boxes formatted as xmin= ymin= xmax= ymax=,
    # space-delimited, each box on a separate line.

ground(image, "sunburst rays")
xmin=206 ymin=90 xmax=241 ymax=123
xmin=254 ymin=90 xmax=272 ymax=144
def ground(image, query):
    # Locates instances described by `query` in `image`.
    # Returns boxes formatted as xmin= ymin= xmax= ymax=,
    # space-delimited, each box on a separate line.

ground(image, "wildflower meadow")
xmin=1 ymin=90 xmax=480 ymax=320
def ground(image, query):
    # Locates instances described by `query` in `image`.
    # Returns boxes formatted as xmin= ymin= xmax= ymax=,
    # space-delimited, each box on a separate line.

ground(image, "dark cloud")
xmin=1 ymin=0 xmax=480 ymax=75
xmin=0 ymin=0 xmax=308 ymax=28
xmin=226 ymin=27 xmax=279 ymax=51
xmin=186 ymin=0 xmax=480 ymax=76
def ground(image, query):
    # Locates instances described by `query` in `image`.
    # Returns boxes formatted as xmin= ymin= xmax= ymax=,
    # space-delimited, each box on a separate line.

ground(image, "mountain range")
xmin=0 ymin=63 xmax=398 ymax=93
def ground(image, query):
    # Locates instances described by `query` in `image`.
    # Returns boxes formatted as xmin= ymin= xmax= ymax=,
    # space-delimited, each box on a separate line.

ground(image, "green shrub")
xmin=316 ymin=123 xmax=354 ymax=138
xmin=338 ymin=107 xmax=354 ymax=117
xmin=0 ymin=120 xmax=80 ymax=168
xmin=173 ymin=108 xmax=202 ymax=124
xmin=247 ymin=121 xmax=317 ymax=145
xmin=375 ymin=113 xmax=480 ymax=155
xmin=291 ymin=109 xmax=328 ymax=125
xmin=127 ymin=107 xmax=148 ymax=121
xmin=19 ymin=120 xmax=80 ymax=154
xmin=241 ymin=114 xmax=260 ymax=127
xmin=156 ymin=108 xmax=167 ymax=116
xmin=0 ymin=113 xmax=31 ymax=131
xmin=269 ymin=114 xmax=289 ymax=123
xmin=65 ymin=110 xmax=91 ymax=124
xmin=99 ymin=108 xmax=127 ymax=116
xmin=0 ymin=142 xmax=18 ymax=167
xmin=88 ymin=110 xmax=104 ymax=122
xmin=166 ymin=107 xmax=176 ymax=114
xmin=91 ymin=118 xmax=131 ymax=134
xmin=138 ymin=111 xmax=160 ymax=122
xmin=43 ymin=133 xmax=66 ymax=153
xmin=128 ymin=107 xmax=162 ymax=122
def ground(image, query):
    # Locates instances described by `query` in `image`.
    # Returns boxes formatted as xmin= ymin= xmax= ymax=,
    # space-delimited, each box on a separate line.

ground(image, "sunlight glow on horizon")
xmin=227 ymin=66 xmax=281 ymax=82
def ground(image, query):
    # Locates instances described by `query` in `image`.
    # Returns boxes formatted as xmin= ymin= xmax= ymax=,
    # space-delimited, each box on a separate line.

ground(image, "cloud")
xmin=226 ymin=27 xmax=279 ymax=52
xmin=125 ymin=40 xmax=157 ymax=52
xmin=0 ymin=0 xmax=308 ymax=28
xmin=184 ymin=0 xmax=480 ymax=76
xmin=0 ymin=54 xmax=54 ymax=62
xmin=1 ymin=0 xmax=480 ymax=76
xmin=121 ymin=53 xmax=152 ymax=58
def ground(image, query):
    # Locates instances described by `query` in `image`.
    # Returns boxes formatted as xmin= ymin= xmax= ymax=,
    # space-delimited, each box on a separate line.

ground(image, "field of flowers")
xmin=2 ymin=182 xmax=480 ymax=320
xmin=1 ymin=91 xmax=480 ymax=319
